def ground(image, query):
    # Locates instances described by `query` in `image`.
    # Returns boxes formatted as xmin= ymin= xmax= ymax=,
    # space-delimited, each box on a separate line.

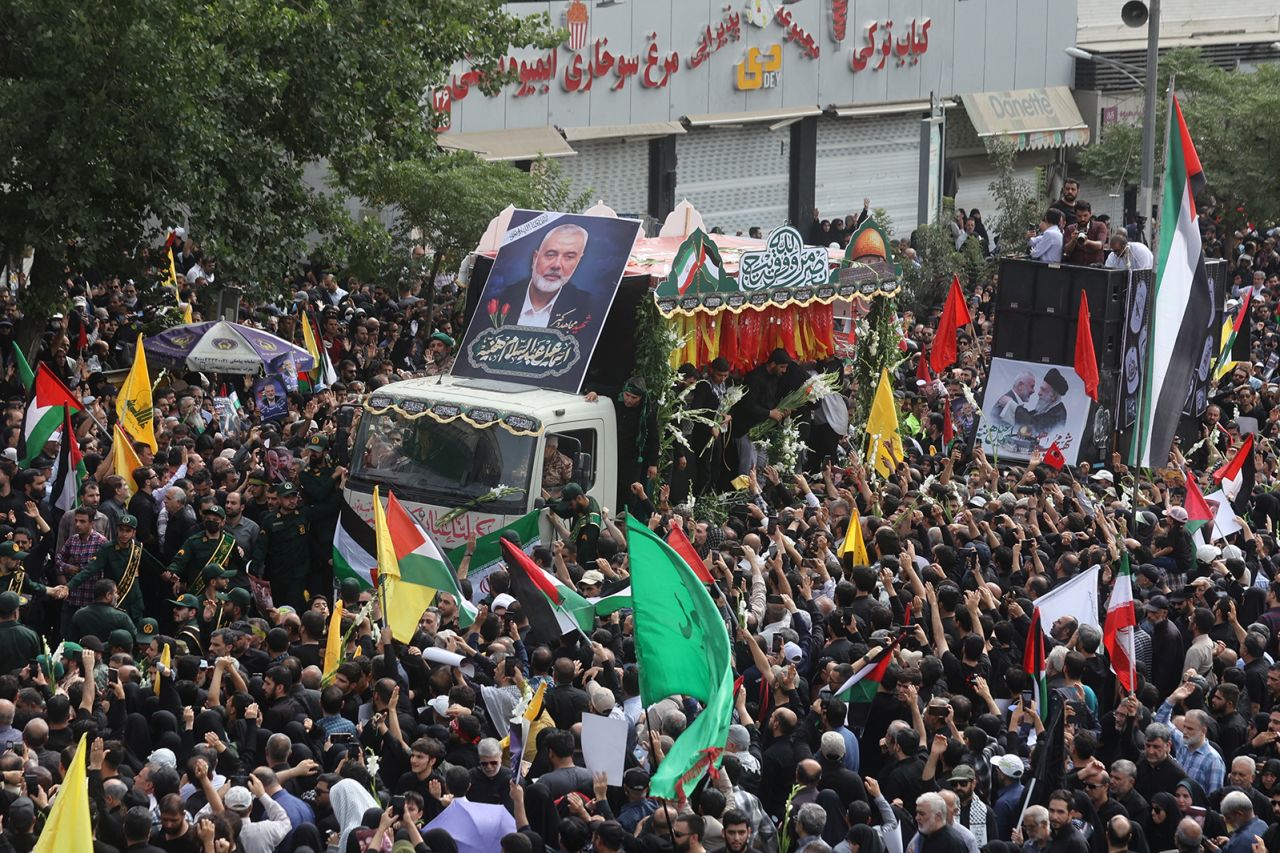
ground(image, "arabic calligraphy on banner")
xmin=738 ymin=227 xmax=830 ymax=293
xmin=735 ymin=45 xmax=781 ymax=91
xmin=851 ymin=18 xmax=931 ymax=72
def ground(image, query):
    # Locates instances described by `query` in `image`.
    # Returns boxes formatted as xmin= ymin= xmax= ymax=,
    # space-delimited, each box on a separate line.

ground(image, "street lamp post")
xmin=1067 ymin=0 xmax=1160 ymax=244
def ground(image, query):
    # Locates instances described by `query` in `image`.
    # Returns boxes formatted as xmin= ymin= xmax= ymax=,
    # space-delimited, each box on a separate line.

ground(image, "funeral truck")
xmin=344 ymin=375 xmax=619 ymax=549
xmin=345 ymin=207 xmax=882 ymax=548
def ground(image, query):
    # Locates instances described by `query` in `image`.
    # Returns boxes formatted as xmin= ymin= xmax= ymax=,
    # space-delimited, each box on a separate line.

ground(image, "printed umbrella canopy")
xmin=143 ymin=321 xmax=316 ymax=374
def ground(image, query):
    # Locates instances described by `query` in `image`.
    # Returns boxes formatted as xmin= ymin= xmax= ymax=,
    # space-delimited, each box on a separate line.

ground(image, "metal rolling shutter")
xmin=814 ymin=114 xmax=921 ymax=236
xmin=675 ymin=126 xmax=791 ymax=235
xmin=558 ymin=138 xmax=652 ymax=219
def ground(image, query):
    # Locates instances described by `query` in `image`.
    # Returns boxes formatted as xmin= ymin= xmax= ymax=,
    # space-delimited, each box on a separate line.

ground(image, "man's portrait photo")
xmin=497 ymin=224 xmax=597 ymax=332
xmin=454 ymin=209 xmax=641 ymax=393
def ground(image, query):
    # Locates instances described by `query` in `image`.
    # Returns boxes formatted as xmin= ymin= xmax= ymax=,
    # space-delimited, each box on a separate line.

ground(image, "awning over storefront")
xmin=828 ymin=99 xmax=956 ymax=118
xmin=561 ymin=121 xmax=686 ymax=142
xmin=960 ymin=86 xmax=1090 ymax=151
xmin=437 ymin=125 xmax=575 ymax=161
xmin=683 ymin=106 xmax=823 ymax=129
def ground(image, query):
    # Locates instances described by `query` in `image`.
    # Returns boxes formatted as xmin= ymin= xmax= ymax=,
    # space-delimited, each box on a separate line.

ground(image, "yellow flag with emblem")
xmin=117 ymin=333 xmax=157 ymax=452
xmin=838 ymin=510 xmax=870 ymax=565
xmin=112 ymin=423 xmax=145 ymax=498
xmin=866 ymin=367 xmax=903 ymax=478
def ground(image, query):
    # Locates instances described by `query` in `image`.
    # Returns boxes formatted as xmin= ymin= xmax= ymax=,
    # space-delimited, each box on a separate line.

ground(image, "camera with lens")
xmin=1016 ymin=484 xmax=1041 ymax=496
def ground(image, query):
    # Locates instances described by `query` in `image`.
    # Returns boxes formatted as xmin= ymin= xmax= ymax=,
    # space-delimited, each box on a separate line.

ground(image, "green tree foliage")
xmin=986 ymin=139 xmax=1043 ymax=260
xmin=351 ymin=154 xmax=589 ymax=320
xmin=901 ymin=200 xmax=964 ymax=315
xmin=0 ymin=0 xmax=557 ymax=325
xmin=1076 ymin=48 xmax=1280 ymax=229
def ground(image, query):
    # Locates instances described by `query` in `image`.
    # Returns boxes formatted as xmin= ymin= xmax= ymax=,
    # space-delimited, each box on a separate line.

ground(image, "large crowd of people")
xmin=0 ymin=193 xmax=1278 ymax=853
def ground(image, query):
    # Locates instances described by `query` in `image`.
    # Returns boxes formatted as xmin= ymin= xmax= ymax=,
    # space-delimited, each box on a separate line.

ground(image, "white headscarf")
xmin=331 ymin=778 xmax=379 ymax=853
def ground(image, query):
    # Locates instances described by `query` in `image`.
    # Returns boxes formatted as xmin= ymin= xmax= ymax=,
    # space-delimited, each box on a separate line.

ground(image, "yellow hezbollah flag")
xmin=154 ymin=641 xmax=170 ymax=696
xmin=838 ymin=511 xmax=870 ymax=565
xmin=112 ymin=424 xmax=145 ymax=499
xmin=372 ymin=487 xmax=436 ymax=642
xmin=301 ymin=309 xmax=324 ymax=364
xmin=32 ymin=734 xmax=92 ymax=853
xmin=323 ymin=601 xmax=345 ymax=678
xmin=866 ymin=367 xmax=903 ymax=478
xmin=117 ymin=333 xmax=157 ymax=452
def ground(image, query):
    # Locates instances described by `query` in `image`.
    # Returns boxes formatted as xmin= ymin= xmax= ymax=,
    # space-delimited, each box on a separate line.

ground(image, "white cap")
xmin=491 ymin=593 xmax=516 ymax=611
xmin=782 ymin=641 xmax=803 ymax=663
xmin=1090 ymin=470 xmax=1114 ymax=482
xmin=224 ymin=786 xmax=253 ymax=812
xmin=147 ymin=747 xmax=177 ymax=769
xmin=991 ymin=755 xmax=1024 ymax=778
xmin=428 ymin=695 xmax=450 ymax=717
xmin=1 ymin=448 xmax=15 ymax=463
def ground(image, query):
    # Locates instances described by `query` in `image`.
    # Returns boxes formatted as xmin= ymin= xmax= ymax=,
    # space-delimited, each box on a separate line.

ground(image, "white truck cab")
xmin=345 ymin=375 xmax=616 ymax=548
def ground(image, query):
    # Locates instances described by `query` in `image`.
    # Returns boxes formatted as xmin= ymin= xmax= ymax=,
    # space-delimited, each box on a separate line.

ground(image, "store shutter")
xmin=558 ymin=138 xmax=652 ymax=219
xmin=675 ymin=126 xmax=791 ymax=235
xmin=814 ymin=114 xmax=922 ymax=237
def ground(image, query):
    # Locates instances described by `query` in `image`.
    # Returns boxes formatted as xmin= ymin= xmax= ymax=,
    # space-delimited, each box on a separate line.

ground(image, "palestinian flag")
xmin=50 ymin=408 xmax=86 ymax=514
xmin=1023 ymin=607 xmax=1049 ymax=716
xmin=385 ymin=492 xmax=478 ymax=628
xmin=1182 ymin=471 xmax=1215 ymax=536
xmin=834 ymin=638 xmax=897 ymax=704
xmin=445 ymin=509 xmax=541 ymax=583
xmin=1214 ymin=290 xmax=1251 ymax=380
xmin=1130 ymin=96 xmax=1212 ymax=467
xmin=19 ymin=364 xmax=82 ymax=466
xmin=588 ymin=586 xmax=632 ymax=616
xmin=333 ymin=498 xmax=379 ymax=589
xmin=667 ymin=229 xmax=724 ymax=296
xmin=501 ymin=537 xmax=595 ymax=645
xmin=666 ymin=522 xmax=714 ymax=584
xmin=1103 ymin=553 xmax=1137 ymax=695
xmin=1214 ymin=434 xmax=1254 ymax=505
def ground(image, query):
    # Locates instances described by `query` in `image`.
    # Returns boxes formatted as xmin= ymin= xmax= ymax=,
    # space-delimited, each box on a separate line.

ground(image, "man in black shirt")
xmin=915 ymin=792 xmax=970 ymax=853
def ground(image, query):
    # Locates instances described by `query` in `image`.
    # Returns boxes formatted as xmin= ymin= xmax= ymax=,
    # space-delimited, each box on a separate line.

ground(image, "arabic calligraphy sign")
xmin=850 ymin=18 xmax=931 ymax=72
xmin=738 ymin=227 xmax=829 ymax=293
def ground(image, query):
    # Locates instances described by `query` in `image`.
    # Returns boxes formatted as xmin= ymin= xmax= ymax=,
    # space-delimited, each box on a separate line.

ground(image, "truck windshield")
xmin=350 ymin=407 xmax=535 ymax=512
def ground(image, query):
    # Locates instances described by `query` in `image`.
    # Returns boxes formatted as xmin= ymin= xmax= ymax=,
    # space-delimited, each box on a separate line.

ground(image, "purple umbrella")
xmin=423 ymin=799 xmax=516 ymax=853
xmin=143 ymin=320 xmax=315 ymax=374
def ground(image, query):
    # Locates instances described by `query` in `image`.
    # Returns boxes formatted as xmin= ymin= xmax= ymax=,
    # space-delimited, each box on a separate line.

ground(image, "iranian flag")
xmin=1103 ymin=553 xmax=1137 ymax=695
xmin=384 ymin=492 xmax=478 ymax=628
xmin=1130 ymin=96 xmax=1212 ymax=467
xmin=1023 ymin=607 xmax=1049 ymax=716
xmin=19 ymin=364 xmax=82 ymax=466
xmin=670 ymin=229 xmax=724 ymax=295
xmin=50 ymin=408 xmax=86 ymax=514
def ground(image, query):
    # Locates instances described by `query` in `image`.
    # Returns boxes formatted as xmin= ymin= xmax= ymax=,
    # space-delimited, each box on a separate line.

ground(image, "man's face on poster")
xmin=1037 ymin=379 xmax=1060 ymax=406
xmin=531 ymin=229 xmax=586 ymax=297
xmin=262 ymin=385 xmax=277 ymax=404
xmin=1013 ymin=373 xmax=1036 ymax=399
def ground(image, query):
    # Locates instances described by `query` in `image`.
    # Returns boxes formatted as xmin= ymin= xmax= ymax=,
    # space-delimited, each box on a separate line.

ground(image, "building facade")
xmin=438 ymin=0 xmax=1083 ymax=237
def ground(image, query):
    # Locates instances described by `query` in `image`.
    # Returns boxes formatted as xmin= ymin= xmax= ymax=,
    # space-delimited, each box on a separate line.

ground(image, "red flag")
xmin=929 ymin=275 xmax=971 ymax=375
xmin=1183 ymin=471 xmax=1214 ymax=528
xmin=916 ymin=349 xmax=932 ymax=386
xmin=942 ymin=396 xmax=954 ymax=446
xmin=666 ymin=522 xmax=715 ymax=584
xmin=1043 ymin=441 xmax=1066 ymax=470
xmin=1074 ymin=291 xmax=1099 ymax=401
xmin=1213 ymin=434 xmax=1253 ymax=485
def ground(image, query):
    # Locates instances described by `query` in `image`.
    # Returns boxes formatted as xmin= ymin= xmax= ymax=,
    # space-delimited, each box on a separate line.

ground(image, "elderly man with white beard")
xmin=496 ymin=224 xmax=602 ymax=333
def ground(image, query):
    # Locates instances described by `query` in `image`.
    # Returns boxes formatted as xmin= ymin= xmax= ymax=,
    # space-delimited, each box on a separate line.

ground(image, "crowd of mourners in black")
xmin=2 ymin=193 xmax=1280 ymax=853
